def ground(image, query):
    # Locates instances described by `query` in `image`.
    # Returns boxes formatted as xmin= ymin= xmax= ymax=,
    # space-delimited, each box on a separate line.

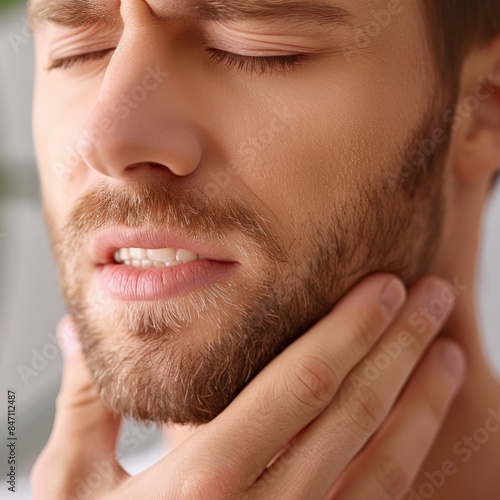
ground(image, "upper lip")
xmin=91 ymin=226 xmax=240 ymax=265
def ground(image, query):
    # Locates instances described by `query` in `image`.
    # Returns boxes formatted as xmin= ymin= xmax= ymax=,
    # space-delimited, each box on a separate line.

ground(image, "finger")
xmin=256 ymin=276 xmax=455 ymax=499
xmin=328 ymin=339 xmax=466 ymax=500
xmin=165 ymin=273 xmax=407 ymax=493
xmin=52 ymin=317 xmax=121 ymax=452
xmin=31 ymin=316 xmax=127 ymax=499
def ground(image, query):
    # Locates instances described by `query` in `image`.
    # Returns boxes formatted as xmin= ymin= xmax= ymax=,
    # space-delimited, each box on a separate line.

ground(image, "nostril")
xmin=149 ymin=162 xmax=165 ymax=169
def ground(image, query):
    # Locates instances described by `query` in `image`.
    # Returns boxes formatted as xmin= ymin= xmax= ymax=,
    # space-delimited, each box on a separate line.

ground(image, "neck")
xmin=409 ymin=180 xmax=500 ymax=499
xmin=405 ymin=283 xmax=500 ymax=499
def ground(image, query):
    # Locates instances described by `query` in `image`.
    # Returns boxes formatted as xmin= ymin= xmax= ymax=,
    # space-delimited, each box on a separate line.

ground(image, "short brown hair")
xmin=424 ymin=0 xmax=500 ymax=92
xmin=423 ymin=0 xmax=500 ymax=189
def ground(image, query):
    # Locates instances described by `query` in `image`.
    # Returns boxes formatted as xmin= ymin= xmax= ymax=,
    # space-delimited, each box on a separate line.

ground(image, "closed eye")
xmin=47 ymin=48 xmax=116 ymax=71
xmin=204 ymin=48 xmax=307 ymax=75
xmin=47 ymin=47 xmax=307 ymax=75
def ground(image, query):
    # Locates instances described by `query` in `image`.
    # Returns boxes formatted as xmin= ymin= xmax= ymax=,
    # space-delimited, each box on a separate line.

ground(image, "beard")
xmin=43 ymin=101 xmax=449 ymax=426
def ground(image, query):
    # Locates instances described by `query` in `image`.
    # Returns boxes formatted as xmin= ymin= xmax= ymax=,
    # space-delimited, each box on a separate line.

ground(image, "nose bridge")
xmin=76 ymin=8 xmax=203 ymax=179
xmin=81 ymin=49 xmax=170 ymax=138
xmin=94 ymin=0 xmax=181 ymax=122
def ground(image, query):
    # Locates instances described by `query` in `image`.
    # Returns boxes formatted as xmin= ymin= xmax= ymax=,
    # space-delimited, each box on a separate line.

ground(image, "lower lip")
xmin=96 ymin=259 xmax=239 ymax=301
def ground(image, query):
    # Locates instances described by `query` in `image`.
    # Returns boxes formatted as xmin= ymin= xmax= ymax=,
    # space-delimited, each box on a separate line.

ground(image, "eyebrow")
xmin=28 ymin=0 xmax=352 ymax=31
xmin=28 ymin=0 xmax=118 ymax=31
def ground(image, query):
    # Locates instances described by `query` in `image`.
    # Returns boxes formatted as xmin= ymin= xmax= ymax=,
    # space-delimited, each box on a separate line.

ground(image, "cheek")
xmin=214 ymin=4 xmax=433 ymax=235
xmin=220 ymin=74 xmax=414 ymax=240
xmin=33 ymin=75 xmax=103 ymax=219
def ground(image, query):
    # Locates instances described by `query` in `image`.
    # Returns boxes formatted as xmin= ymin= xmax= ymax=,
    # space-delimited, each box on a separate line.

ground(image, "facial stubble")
xmin=44 ymin=104 xmax=447 ymax=426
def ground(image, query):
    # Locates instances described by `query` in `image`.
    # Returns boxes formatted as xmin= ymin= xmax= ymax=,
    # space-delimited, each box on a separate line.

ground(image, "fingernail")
xmin=57 ymin=318 xmax=82 ymax=358
xmin=380 ymin=277 xmax=406 ymax=317
xmin=435 ymin=341 xmax=466 ymax=380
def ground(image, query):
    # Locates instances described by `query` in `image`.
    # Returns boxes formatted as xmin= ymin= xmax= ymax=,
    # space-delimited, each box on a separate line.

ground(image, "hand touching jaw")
xmin=45 ymin=120 xmax=445 ymax=425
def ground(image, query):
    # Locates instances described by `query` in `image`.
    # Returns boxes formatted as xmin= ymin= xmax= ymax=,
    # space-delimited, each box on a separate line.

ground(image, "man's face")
xmin=32 ymin=0 xmax=448 ymax=425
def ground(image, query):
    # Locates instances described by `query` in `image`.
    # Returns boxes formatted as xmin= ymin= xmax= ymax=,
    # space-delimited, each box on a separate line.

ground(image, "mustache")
xmin=50 ymin=180 xmax=286 ymax=263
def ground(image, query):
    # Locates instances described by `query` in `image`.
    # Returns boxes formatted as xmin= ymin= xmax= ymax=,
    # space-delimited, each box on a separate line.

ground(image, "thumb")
xmin=31 ymin=316 xmax=127 ymax=499
xmin=51 ymin=316 xmax=121 ymax=457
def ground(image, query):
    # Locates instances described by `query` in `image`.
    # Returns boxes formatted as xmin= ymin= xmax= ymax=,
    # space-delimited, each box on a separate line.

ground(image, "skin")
xmin=35 ymin=0 xmax=445 ymax=425
xmin=29 ymin=0 xmax=500 ymax=498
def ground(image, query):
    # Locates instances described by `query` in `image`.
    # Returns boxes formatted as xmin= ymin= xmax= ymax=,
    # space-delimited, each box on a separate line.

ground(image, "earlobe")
xmin=452 ymin=39 xmax=500 ymax=184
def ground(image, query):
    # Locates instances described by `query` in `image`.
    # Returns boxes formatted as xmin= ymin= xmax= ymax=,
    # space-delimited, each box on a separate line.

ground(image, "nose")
xmin=75 ymin=2 xmax=203 ymax=180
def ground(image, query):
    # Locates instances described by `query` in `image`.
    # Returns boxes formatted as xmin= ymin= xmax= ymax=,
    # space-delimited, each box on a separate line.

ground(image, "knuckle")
xmin=284 ymin=354 xmax=339 ymax=419
xmin=55 ymin=379 xmax=99 ymax=412
xmin=373 ymin=453 xmax=411 ymax=499
xmin=340 ymin=383 xmax=385 ymax=434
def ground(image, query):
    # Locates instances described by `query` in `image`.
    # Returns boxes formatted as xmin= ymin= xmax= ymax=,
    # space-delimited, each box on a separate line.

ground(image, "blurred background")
xmin=0 ymin=1 xmax=499 ymax=498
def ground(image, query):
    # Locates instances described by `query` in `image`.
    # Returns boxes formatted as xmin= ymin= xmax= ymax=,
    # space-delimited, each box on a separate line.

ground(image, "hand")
xmin=31 ymin=274 xmax=466 ymax=499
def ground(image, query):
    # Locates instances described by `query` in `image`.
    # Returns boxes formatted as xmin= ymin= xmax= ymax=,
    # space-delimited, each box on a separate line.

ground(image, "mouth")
xmin=91 ymin=226 xmax=240 ymax=301
xmin=113 ymin=247 xmax=207 ymax=269
xmin=92 ymin=225 xmax=239 ymax=266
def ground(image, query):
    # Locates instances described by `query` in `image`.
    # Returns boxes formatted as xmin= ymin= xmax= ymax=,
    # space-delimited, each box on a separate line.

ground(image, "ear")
xmin=452 ymin=36 xmax=500 ymax=184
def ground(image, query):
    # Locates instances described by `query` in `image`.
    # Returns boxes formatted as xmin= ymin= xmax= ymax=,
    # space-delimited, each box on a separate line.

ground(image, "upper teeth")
xmin=114 ymin=248 xmax=206 ymax=268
